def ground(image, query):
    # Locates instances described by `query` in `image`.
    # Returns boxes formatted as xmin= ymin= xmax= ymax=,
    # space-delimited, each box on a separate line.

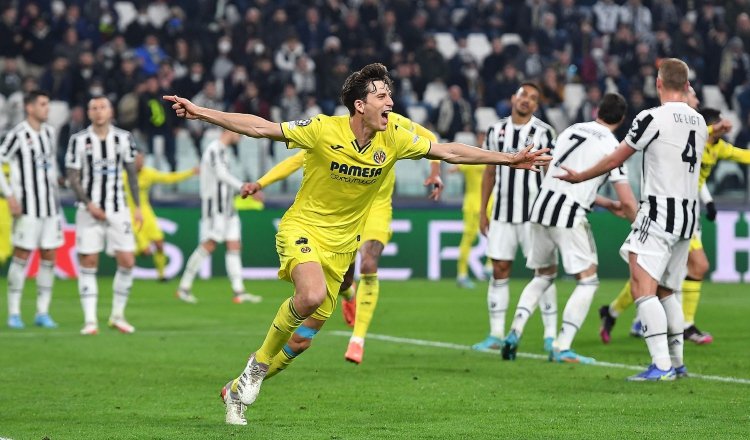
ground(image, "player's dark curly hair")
xmin=340 ymin=63 xmax=394 ymax=116
xmin=598 ymin=93 xmax=627 ymax=125
xmin=699 ymin=107 xmax=721 ymax=126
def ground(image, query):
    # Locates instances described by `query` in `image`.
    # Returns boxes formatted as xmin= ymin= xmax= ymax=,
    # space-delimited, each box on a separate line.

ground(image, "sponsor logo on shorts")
xmin=295 ymin=237 xmax=308 ymax=245
xmin=300 ymin=246 xmax=311 ymax=254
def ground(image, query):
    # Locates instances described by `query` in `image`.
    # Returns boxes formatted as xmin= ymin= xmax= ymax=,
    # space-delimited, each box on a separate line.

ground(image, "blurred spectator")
xmin=125 ymin=6 xmax=158 ymax=47
xmin=232 ymin=81 xmax=270 ymax=119
xmin=619 ymin=0 xmax=652 ymax=38
xmin=0 ymin=6 xmax=23 ymax=59
xmin=302 ymin=95 xmax=323 ymax=119
xmin=436 ymin=85 xmax=473 ymax=141
xmin=735 ymin=12 xmax=750 ymax=52
xmin=672 ymin=18 xmax=705 ymax=76
xmin=0 ymin=57 xmax=22 ymax=97
xmin=599 ymin=60 xmax=629 ymax=98
xmin=252 ymin=56 xmax=284 ymax=104
xmin=415 ymin=35 xmax=448 ymax=84
xmin=279 ymin=83 xmax=303 ymax=121
xmin=522 ymin=40 xmax=545 ymax=79
xmin=54 ymin=27 xmax=85 ymax=63
xmin=224 ymin=65 xmax=250 ymax=105
xmin=652 ymin=0 xmax=680 ymax=33
xmin=72 ymin=51 xmax=102 ymax=106
xmin=22 ymin=17 xmax=55 ymax=74
xmin=264 ymin=8 xmax=294 ymax=52
xmin=592 ymin=0 xmax=620 ymax=35
xmin=576 ymin=84 xmax=602 ymax=123
xmin=292 ymin=55 xmax=316 ymax=97
xmin=107 ymin=52 xmax=141 ymax=106
xmin=297 ymin=7 xmax=327 ymax=55
xmin=540 ymin=67 xmax=564 ymax=108
xmin=487 ymin=63 xmax=521 ymax=116
xmin=135 ymin=34 xmax=168 ymax=76
xmin=705 ymin=26 xmax=730 ymax=85
xmin=39 ymin=56 xmax=73 ymax=103
xmin=4 ymin=76 xmax=38 ymax=130
xmin=534 ymin=12 xmax=567 ymax=57
xmin=400 ymin=10 xmax=427 ymax=54
xmin=138 ymin=76 xmax=177 ymax=170
xmin=58 ymin=105 xmax=86 ymax=176
xmin=212 ymin=36 xmax=235 ymax=81
xmin=481 ymin=37 xmax=508 ymax=84
xmin=719 ymin=37 xmax=750 ymax=108
xmin=174 ymin=62 xmax=208 ymax=100
xmin=275 ymin=34 xmax=305 ymax=80
xmin=170 ymin=38 xmax=197 ymax=81
xmin=187 ymin=80 xmax=225 ymax=156
xmin=337 ymin=11 xmax=367 ymax=56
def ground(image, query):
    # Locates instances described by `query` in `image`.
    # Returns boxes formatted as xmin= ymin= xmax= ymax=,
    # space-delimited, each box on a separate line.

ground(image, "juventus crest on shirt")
xmin=625 ymin=102 xmax=707 ymax=239
xmin=65 ymin=125 xmax=137 ymax=214
xmin=0 ymin=121 xmax=59 ymax=218
xmin=483 ymin=116 xmax=556 ymax=224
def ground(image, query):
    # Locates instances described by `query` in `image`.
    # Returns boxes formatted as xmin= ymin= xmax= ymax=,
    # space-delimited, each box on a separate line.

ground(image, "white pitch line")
xmin=330 ymin=330 xmax=750 ymax=385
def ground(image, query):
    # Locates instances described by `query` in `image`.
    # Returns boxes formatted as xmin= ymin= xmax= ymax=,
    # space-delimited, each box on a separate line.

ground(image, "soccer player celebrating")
xmin=558 ymin=58 xmax=706 ymax=381
xmin=125 ymin=152 xmax=198 ymax=282
xmin=474 ymin=83 xmax=558 ymax=352
xmin=240 ymin=112 xmax=442 ymax=364
xmin=0 ymin=90 xmax=63 ymax=329
xmin=66 ymin=96 xmax=143 ymax=335
xmin=175 ymin=129 xmax=261 ymax=304
xmin=164 ymin=63 xmax=550 ymax=425
xmin=502 ymin=93 xmax=637 ymax=363
xmin=450 ymin=162 xmax=485 ymax=289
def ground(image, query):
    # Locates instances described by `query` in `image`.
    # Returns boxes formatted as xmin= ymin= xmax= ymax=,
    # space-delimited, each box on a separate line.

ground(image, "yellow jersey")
xmin=458 ymin=164 xmax=485 ymax=213
xmin=699 ymin=137 xmax=750 ymax=188
xmin=279 ymin=114 xmax=432 ymax=252
xmin=124 ymin=167 xmax=195 ymax=216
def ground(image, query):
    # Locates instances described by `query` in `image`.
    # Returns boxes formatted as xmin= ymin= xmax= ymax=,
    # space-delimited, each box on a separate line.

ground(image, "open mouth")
xmin=381 ymin=110 xmax=391 ymax=125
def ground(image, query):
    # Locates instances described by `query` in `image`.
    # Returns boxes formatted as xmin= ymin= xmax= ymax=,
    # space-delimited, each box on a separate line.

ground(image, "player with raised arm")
xmin=164 ymin=63 xmax=550 ymax=425
xmin=66 ymin=96 xmax=143 ymax=335
xmin=473 ymin=83 xmax=558 ymax=352
xmin=175 ymin=129 xmax=262 ymax=304
xmin=125 ymin=152 xmax=198 ymax=282
xmin=0 ymin=90 xmax=62 ymax=329
xmin=242 ymin=112 xmax=443 ymax=365
xmin=557 ymin=58 xmax=706 ymax=381
xmin=502 ymin=93 xmax=637 ymax=363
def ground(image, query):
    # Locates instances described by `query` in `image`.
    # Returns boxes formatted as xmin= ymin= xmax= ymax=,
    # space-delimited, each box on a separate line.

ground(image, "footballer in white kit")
xmin=502 ymin=93 xmax=637 ymax=363
xmin=558 ymin=59 xmax=707 ymax=381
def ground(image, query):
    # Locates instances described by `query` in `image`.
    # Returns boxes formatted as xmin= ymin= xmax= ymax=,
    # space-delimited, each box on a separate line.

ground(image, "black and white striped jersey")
xmin=200 ymin=140 xmax=243 ymax=219
xmin=625 ymin=102 xmax=707 ymax=239
xmin=531 ymin=121 xmax=628 ymax=228
xmin=0 ymin=121 xmax=59 ymax=218
xmin=65 ymin=125 xmax=137 ymax=214
xmin=483 ymin=116 xmax=556 ymax=224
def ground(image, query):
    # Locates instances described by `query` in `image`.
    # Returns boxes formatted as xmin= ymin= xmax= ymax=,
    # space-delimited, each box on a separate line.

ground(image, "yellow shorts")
xmin=0 ymin=198 xmax=12 ymax=264
xmin=689 ymin=229 xmax=703 ymax=252
xmin=133 ymin=213 xmax=164 ymax=254
xmin=276 ymin=228 xmax=356 ymax=321
xmin=361 ymin=204 xmax=392 ymax=245
xmin=463 ymin=209 xmax=480 ymax=235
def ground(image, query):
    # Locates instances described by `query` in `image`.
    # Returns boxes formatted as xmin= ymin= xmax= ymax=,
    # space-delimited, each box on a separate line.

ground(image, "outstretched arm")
xmin=257 ymin=152 xmax=304 ymax=189
xmin=163 ymin=95 xmax=286 ymax=141
xmin=556 ymin=141 xmax=636 ymax=183
xmin=426 ymin=142 xmax=551 ymax=170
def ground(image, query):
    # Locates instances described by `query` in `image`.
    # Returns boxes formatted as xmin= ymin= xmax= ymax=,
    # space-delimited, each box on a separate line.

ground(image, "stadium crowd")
xmin=0 ymin=0 xmax=749 ymax=194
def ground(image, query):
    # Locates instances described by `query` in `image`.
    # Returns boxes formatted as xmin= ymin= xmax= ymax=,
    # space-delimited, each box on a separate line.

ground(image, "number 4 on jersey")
xmin=682 ymin=130 xmax=697 ymax=173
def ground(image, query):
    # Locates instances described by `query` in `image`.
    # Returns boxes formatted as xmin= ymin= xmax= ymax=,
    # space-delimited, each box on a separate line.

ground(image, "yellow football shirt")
xmin=124 ymin=167 xmax=195 ymax=217
xmin=699 ymin=138 xmax=750 ymax=188
xmin=458 ymin=164 xmax=485 ymax=213
xmin=279 ymin=114 xmax=432 ymax=252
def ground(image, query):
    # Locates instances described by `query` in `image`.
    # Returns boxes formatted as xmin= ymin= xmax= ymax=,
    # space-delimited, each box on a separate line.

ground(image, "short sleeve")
xmin=541 ymin=126 xmax=556 ymax=150
xmin=607 ymin=162 xmax=629 ymax=183
xmin=392 ymin=124 xmax=431 ymax=160
xmin=65 ymin=135 xmax=81 ymax=170
xmin=280 ymin=116 xmax=324 ymax=150
xmin=0 ymin=130 xmax=19 ymax=161
xmin=122 ymin=133 xmax=137 ymax=163
xmin=625 ymin=110 xmax=659 ymax=151
xmin=483 ymin=125 xmax=497 ymax=151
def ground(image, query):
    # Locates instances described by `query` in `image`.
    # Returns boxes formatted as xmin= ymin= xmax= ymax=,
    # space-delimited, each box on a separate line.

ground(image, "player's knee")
xmin=492 ymin=264 xmax=511 ymax=280
xmin=12 ymin=247 xmax=31 ymax=260
xmin=296 ymin=288 xmax=327 ymax=312
xmin=117 ymin=254 xmax=135 ymax=269
xmin=689 ymin=258 xmax=709 ymax=279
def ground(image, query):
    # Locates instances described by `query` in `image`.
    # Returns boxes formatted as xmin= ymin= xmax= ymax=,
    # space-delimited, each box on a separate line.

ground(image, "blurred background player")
xmin=598 ymin=105 xmax=738 ymax=346
xmin=502 ymin=93 xmax=637 ymax=364
xmin=0 ymin=90 xmax=62 ymax=329
xmin=66 ymin=96 xmax=142 ymax=335
xmin=559 ymin=59 xmax=705 ymax=381
xmin=474 ymin=83 xmax=558 ymax=352
xmin=124 ymin=152 xmax=198 ymax=282
xmin=0 ymin=163 xmax=12 ymax=265
xmin=449 ymin=160 xmax=485 ymax=289
xmin=241 ymin=111 xmax=443 ymax=364
xmin=175 ymin=128 xmax=262 ymax=305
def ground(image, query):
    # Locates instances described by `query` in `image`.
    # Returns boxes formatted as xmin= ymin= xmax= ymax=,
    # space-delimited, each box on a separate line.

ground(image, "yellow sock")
xmin=610 ymin=281 xmax=634 ymax=317
xmin=457 ymin=227 xmax=475 ymax=278
xmin=682 ymin=279 xmax=702 ymax=326
xmin=255 ymin=297 xmax=306 ymax=364
xmin=352 ymin=273 xmax=379 ymax=339
xmin=266 ymin=350 xmax=295 ymax=379
xmin=153 ymin=250 xmax=167 ymax=279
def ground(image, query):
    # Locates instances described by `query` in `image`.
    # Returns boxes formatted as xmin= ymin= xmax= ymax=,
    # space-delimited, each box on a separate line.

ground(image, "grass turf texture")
xmin=1 ymin=278 xmax=748 ymax=439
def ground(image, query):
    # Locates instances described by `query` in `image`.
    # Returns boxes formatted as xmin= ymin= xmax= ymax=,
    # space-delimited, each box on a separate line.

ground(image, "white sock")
xmin=510 ymin=274 xmax=556 ymax=336
xmin=635 ymin=295 xmax=671 ymax=370
xmin=7 ymin=257 xmax=28 ymax=316
xmin=225 ymin=250 xmax=245 ymax=294
xmin=487 ymin=278 xmax=509 ymax=339
xmin=179 ymin=246 xmax=210 ymax=291
xmin=557 ymin=275 xmax=599 ymax=351
xmin=78 ymin=267 xmax=99 ymax=325
xmin=112 ymin=266 xmax=133 ymax=318
xmin=36 ymin=260 xmax=55 ymax=316
xmin=660 ymin=294 xmax=684 ymax=368
xmin=540 ymin=283 xmax=557 ymax=339
xmin=608 ymin=304 xmax=620 ymax=318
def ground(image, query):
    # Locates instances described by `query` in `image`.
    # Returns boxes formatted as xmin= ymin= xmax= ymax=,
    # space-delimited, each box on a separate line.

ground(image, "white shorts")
xmin=619 ymin=213 xmax=690 ymax=291
xmin=12 ymin=214 xmax=64 ymax=250
xmin=526 ymin=221 xmax=598 ymax=275
xmin=76 ymin=209 xmax=136 ymax=256
xmin=486 ymin=221 xmax=529 ymax=261
xmin=200 ymin=214 xmax=241 ymax=243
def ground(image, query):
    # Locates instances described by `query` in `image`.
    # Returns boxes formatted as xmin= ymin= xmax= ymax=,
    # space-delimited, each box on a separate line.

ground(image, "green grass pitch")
xmin=1 ymin=278 xmax=748 ymax=439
